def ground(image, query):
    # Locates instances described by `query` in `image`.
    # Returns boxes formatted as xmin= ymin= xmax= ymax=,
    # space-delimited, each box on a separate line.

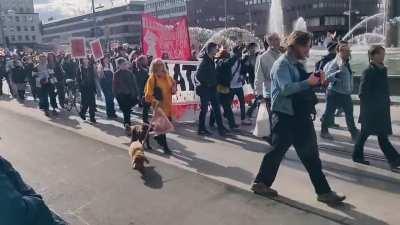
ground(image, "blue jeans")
xmin=100 ymin=72 xmax=116 ymax=117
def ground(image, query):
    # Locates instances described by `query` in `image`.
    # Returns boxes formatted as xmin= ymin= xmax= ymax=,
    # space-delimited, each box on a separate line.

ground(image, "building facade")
xmin=282 ymin=0 xmax=382 ymax=41
xmin=144 ymin=0 xmax=187 ymax=19
xmin=42 ymin=1 xmax=144 ymax=46
xmin=0 ymin=0 xmax=42 ymax=48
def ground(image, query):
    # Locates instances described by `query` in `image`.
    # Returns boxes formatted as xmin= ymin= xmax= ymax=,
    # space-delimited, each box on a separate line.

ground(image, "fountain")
xmin=189 ymin=27 xmax=215 ymax=51
xmin=293 ymin=17 xmax=307 ymax=32
xmin=201 ymin=27 xmax=262 ymax=51
xmin=268 ymin=0 xmax=284 ymax=34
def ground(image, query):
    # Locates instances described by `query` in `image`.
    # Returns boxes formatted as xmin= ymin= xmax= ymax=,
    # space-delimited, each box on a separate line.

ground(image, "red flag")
xmin=141 ymin=14 xmax=191 ymax=60
xmin=90 ymin=39 xmax=104 ymax=61
xmin=70 ymin=37 xmax=86 ymax=59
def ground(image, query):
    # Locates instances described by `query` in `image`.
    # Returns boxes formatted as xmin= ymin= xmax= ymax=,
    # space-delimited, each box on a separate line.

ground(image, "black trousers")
xmin=116 ymin=94 xmax=138 ymax=125
xmin=198 ymin=86 xmax=224 ymax=131
xmin=321 ymin=91 xmax=357 ymax=134
xmin=210 ymin=92 xmax=236 ymax=128
xmin=142 ymin=100 xmax=151 ymax=124
xmin=353 ymin=131 xmax=400 ymax=164
xmin=28 ymin=78 xmax=39 ymax=99
xmin=80 ymin=89 xmax=96 ymax=119
xmin=255 ymin=112 xmax=331 ymax=195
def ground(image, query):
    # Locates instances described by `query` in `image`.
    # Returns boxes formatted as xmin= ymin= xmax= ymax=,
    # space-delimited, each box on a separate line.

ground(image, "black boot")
xmin=160 ymin=135 xmax=172 ymax=155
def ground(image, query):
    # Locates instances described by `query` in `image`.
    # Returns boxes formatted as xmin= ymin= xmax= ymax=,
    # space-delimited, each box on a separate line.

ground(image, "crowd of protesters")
xmin=1 ymin=29 xmax=400 ymax=218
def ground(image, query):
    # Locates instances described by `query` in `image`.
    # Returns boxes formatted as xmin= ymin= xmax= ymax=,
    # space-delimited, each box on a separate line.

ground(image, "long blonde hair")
xmin=149 ymin=58 xmax=168 ymax=76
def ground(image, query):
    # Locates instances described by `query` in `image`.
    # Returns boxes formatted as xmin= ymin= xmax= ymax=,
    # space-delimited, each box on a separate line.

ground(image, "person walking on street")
xmin=181 ymin=50 xmax=198 ymax=91
xmin=34 ymin=54 xmax=52 ymax=116
xmin=23 ymin=56 xmax=38 ymax=101
xmin=54 ymin=54 xmax=66 ymax=108
xmin=77 ymin=58 xmax=97 ymax=123
xmin=113 ymin=58 xmax=139 ymax=128
xmin=0 ymin=54 xmax=12 ymax=96
xmin=145 ymin=58 xmax=176 ymax=154
xmin=196 ymin=42 xmax=228 ymax=136
xmin=320 ymin=41 xmax=359 ymax=140
xmin=97 ymin=55 xmax=117 ymax=119
xmin=46 ymin=53 xmax=59 ymax=113
xmin=253 ymin=33 xmax=282 ymax=143
xmin=9 ymin=56 xmax=26 ymax=102
xmin=353 ymin=45 xmax=400 ymax=171
xmin=134 ymin=55 xmax=151 ymax=123
xmin=230 ymin=45 xmax=252 ymax=126
xmin=209 ymin=48 xmax=239 ymax=130
xmin=251 ymin=31 xmax=346 ymax=205
xmin=316 ymin=41 xmax=341 ymax=128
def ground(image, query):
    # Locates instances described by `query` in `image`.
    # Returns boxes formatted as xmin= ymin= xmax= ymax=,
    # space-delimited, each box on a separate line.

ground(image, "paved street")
xmin=1 ymin=92 xmax=400 ymax=225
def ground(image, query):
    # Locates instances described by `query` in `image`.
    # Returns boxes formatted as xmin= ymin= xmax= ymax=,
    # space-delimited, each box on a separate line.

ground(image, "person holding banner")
xmin=113 ymin=58 xmax=139 ymax=128
xmin=195 ymin=42 xmax=228 ymax=136
xmin=145 ymin=58 xmax=176 ymax=155
xmin=77 ymin=58 xmax=97 ymax=123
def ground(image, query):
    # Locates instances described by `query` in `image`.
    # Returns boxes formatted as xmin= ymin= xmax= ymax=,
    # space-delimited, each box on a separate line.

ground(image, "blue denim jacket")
xmin=324 ymin=57 xmax=354 ymax=95
xmin=270 ymin=53 xmax=311 ymax=116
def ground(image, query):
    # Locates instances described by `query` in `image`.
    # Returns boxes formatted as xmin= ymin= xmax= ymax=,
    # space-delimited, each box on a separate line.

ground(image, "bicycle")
xmin=65 ymin=79 xmax=81 ymax=113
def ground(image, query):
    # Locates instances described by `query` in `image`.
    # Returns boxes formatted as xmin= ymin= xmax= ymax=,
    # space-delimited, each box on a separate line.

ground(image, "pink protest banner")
xmin=141 ymin=14 xmax=191 ymax=60
xmin=90 ymin=39 xmax=104 ymax=61
xmin=70 ymin=37 xmax=86 ymax=59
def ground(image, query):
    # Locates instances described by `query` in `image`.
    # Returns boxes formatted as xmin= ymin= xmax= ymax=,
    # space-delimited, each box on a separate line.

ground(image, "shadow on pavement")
xmin=283 ymin=156 xmax=400 ymax=195
xmin=141 ymin=166 xmax=163 ymax=189
xmin=168 ymin=138 xmax=255 ymax=185
xmin=48 ymin=111 xmax=82 ymax=130
xmin=269 ymin=195 xmax=390 ymax=225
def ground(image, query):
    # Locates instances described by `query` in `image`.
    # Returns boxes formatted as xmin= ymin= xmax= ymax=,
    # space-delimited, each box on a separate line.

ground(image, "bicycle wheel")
xmin=65 ymin=89 xmax=74 ymax=112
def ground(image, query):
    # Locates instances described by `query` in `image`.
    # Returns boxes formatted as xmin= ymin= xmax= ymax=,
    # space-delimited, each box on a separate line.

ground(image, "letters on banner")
xmin=141 ymin=14 xmax=191 ymax=60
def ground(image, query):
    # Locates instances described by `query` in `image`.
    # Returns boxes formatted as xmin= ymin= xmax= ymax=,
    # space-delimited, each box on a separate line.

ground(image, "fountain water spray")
xmin=268 ymin=0 xmax=284 ymax=34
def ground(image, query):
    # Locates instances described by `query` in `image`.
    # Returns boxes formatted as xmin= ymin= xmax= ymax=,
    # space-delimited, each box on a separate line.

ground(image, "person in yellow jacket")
xmin=145 ymin=58 xmax=176 ymax=154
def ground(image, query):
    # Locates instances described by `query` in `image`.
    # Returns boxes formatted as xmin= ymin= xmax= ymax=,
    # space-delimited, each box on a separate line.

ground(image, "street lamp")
xmin=343 ymin=0 xmax=360 ymax=36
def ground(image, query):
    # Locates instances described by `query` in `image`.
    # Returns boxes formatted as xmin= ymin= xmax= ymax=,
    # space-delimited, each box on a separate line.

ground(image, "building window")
xmin=25 ymin=35 xmax=30 ymax=41
xmin=16 ymin=26 xmax=21 ymax=31
xmin=15 ymin=16 xmax=20 ymax=22
xmin=31 ymin=26 xmax=35 ymax=31
xmin=24 ymin=26 xmax=28 ymax=31
xmin=325 ymin=16 xmax=346 ymax=26
xmin=17 ymin=35 xmax=22 ymax=41
xmin=32 ymin=35 xmax=36 ymax=41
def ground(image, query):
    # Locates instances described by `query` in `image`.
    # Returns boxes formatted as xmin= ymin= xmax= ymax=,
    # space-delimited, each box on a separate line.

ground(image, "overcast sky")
xmin=33 ymin=0 xmax=144 ymax=22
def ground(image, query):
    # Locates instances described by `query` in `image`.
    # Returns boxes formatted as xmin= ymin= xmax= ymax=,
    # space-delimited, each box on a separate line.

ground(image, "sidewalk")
xmin=0 ymin=105 xmax=342 ymax=225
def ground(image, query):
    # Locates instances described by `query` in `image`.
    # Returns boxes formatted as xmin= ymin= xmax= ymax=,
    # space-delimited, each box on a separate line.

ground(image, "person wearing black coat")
xmin=0 ymin=156 xmax=68 ymax=225
xmin=195 ymin=42 xmax=227 ymax=136
xmin=23 ymin=56 xmax=38 ymax=100
xmin=209 ymin=49 xmax=238 ymax=130
xmin=77 ymin=58 xmax=97 ymax=123
xmin=10 ymin=58 xmax=26 ymax=101
xmin=353 ymin=45 xmax=400 ymax=171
